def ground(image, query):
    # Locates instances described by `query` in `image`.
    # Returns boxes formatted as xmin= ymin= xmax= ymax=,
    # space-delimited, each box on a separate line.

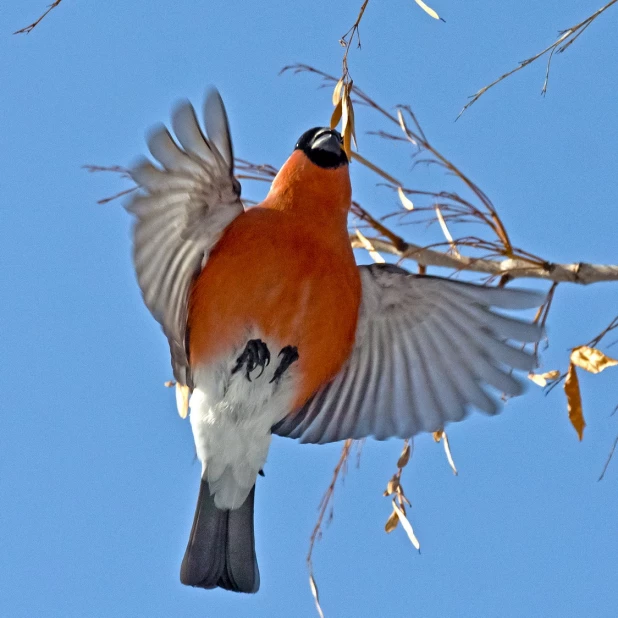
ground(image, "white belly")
xmin=188 ymin=336 xmax=298 ymax=510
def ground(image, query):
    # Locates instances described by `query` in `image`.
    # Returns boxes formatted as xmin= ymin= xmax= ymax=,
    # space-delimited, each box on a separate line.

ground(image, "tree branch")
xmin=14 ymin=0 xmax=63 ymax=34
xmin=457 ymin=0 xmax=618 ymax=118
xmin=350 ymin=235 xmax=618 ymax=284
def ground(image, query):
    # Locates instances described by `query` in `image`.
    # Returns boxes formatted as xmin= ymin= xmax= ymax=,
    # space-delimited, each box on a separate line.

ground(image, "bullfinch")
xmin=125 ymin=90 xmax=544 ymax=594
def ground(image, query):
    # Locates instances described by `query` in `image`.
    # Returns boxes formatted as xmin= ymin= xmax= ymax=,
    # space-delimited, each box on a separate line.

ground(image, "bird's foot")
xmin=231 ymin=339 xmax=271 ymax=381
xmin=270 ymin=346 xmax=299 ymax=384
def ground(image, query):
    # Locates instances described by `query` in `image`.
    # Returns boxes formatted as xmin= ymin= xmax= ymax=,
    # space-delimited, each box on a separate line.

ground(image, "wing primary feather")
xmin=387 ymin=318 xmax=420 ymax=437
xmin=349 ymin=323 xmax=384 ymax=440
xmin=432 ymin=291 xmax=539 ymax=372
xmin=435 ymin=297 xmax=539 ymax=377
xmin=312 ymin=365 xmax=355 ymax=444
xmin=297 ymin=384 xmax=337 ymax=443
xmin=403 ymin=322 xmax=442 ymax=434
xmin=171 ymin=100 xmax=218 ymax=166
xmin=147 ymin=126 xmax=204 ymax=176
xmin=433 ymin=278 xmax=546 ymax=310
xmin=204 ymin=89 xmax=234 ymax=169
xmin=130 ymin=160 xmax=201 ymax=194
xmin=430 ymin=314 xmax=499 ymax=415
xmin=337 ymin=345 xmax=375 ymax=440
xmin=410 ymin=320 xmax=451 ymax=432
xmin=372 ymin=319 xmax=399 ymax=440
xmin=453 ymin=300 xmax=543 ymax=343
xmin=418 ymin=316 xmax=467 ymax=424
xmin=431 ymin=304 xmax=524 ymax=399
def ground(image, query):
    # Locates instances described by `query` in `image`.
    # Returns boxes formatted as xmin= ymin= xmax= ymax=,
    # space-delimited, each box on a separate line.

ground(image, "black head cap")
xmin=295 ymin=127 xmax=348 ymax=169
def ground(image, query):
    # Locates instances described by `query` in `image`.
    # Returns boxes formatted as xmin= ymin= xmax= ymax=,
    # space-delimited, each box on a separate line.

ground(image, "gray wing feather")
xmin=126 ymin=89 xmax=243 ymax=386
xmin=273 ymin=264 xmax=546 ymax=443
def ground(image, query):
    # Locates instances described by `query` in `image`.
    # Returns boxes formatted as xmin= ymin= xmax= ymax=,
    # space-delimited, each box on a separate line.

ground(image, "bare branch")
xmin=307 ymin=440 xmax=354 ymax=618
xmin=340 ymin=0 xmax=371 ymax=78
xmin=350 ymin=236 xmax=618 ymax=285
xmin=14 ymin=0 xmax=63 ymax=35
xmin=598 ymin=434 xmax=618 ymax=481
xmin=458 ymin=0 xmax=618 ymax=118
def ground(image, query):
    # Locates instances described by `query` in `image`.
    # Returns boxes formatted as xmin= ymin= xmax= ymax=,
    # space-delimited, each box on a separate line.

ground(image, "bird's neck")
xmin=264 ymin=151 xmax=352 ymax=227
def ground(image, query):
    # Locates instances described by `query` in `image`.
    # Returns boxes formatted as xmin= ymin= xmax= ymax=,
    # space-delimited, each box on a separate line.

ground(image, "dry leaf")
xmin=433 ymin=431 xmax=458 ymax=474
xmin=341 ymin=82 xmax=357 ymax=159
xmin=392 ymin=499 xmax=420 ymax=551
xmin=176 ymin=383 xmax=190 ymax=419
xmin=441 ymin=431 xmax=458 ymax=476
xmin=384 ymin=509 xmax=399 ymax=533
xmin=397 ymin=441 xmax=411 ymax=468
xmin=330 ymin=98 xmax=343 ymax=130
xmin=435 ymin=205 xmax=461 ymax=258
xmin=384 ymin=475 xmax=400 ymax=496
xmin=397 ymin=186 xmax=414 ymax=210
xmin=355 ymin=229 xmax=385 ymax=263
xmin=570 ymin=346 xmax=618 ymax=375
xmin=332 ymin=77 xmax=345 ymax=106
xmin=414 ymin=0 xmax=444 ymax=21
xmin=527 ymin=370 xmax=560 ymax=387
xmin=309 ymin=573 xmax=325 ymax=618
xmin=342 ymin=93 xmax=352 ymax=159
xmin=564 ymin=363 xmax=585 ymax=440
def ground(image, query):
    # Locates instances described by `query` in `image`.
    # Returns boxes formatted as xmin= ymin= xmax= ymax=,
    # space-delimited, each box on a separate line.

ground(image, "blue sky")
xmin=1 ymin=1 xmax=617 ymax=616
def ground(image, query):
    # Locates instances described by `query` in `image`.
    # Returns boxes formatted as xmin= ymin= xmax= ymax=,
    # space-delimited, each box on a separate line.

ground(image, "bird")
xmin=125 ymin=89 xmax=545 ymax=594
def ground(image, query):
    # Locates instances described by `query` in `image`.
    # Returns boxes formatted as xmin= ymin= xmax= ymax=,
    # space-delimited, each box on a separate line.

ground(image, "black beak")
xmin=310 ymin=130 xmax=342 ymax=156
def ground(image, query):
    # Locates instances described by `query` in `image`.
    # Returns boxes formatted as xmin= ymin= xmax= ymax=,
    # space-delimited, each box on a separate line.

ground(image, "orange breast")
xmin=187 ymin=206 xmax=361 ymax=409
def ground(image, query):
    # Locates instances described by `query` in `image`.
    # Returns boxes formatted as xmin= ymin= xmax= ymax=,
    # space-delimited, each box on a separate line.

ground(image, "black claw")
xmin=270 ymin=345 xmax=299 ymax=384
xmin=231 ymin=339 xmax=271 ymax=381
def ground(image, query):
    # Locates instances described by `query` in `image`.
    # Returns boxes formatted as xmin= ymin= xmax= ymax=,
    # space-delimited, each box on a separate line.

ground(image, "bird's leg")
xmin=270 ymin=346 xmax=299 ymax=384
xmin=231 ymin=339 xmax=271 ymax=381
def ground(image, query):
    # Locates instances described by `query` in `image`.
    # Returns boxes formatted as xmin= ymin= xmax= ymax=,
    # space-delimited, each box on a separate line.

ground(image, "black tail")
xmin=180 ymin=479 xmax=260 ymax=593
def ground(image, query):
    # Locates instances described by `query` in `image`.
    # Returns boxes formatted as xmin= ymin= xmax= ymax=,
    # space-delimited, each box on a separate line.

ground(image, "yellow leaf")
xmin=341 ymin=82 xmax=357 ymax=159
xmin=384 ymin=475 xmax=400 ymax=496
xmin=435 ymin=205 xmax=461 ymax=258
xmin=175 ymin=383 xmax=190 ymax=419
xmin=355 ymin=229 xmax=385 ymax=263
xmin=396 ymin=108 xmax=408 ymax=135
xmin=309 ymin=574 xmax=325 ymax=618
xmin=392 ymin=499 xmax=420 ymax=550
xmin=330 ymin=98 xmax=343 ymax=130
xmin=332 ymin=77 xmax=345 ymax=106
xmin=441 ymin=430 xmax=458 ymax=476
xmin=384 ymin=509 xmax=399 ymax=533
xmin=414 ymin=0 xmax=443 ymax=21
xmin=397 ymin=186 xmax=414 ymax=210
xmin=527 ymin=370 xmax=560 ymax=387
xmin=397 ymin=441 xmax=411 ymax=468
xmin=564 ymin=363 xmax=585 ymax=440
xmin=570 ymin=346 xmax=618 ymax=375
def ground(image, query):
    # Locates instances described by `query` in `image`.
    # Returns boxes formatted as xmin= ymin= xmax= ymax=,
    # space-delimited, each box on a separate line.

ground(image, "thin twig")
xmin=457 ymin=0 xmax=618 ymax=118
xmin=598 ymin=434 xmax=618 ymax=481
xmin=307 ymin=440 xmax=354 ymax=618
xmin=14 ymin=0 xmax=63 ymax=34
xmin=340 ymin=1 xmax=371 ymax=80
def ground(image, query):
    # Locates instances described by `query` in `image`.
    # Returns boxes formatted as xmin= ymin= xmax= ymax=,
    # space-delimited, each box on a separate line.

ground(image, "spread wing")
xmin=126 ymin=90 xmax=244 ymax=386
xmin=274 ymin=264 xmax=546 ymax=443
